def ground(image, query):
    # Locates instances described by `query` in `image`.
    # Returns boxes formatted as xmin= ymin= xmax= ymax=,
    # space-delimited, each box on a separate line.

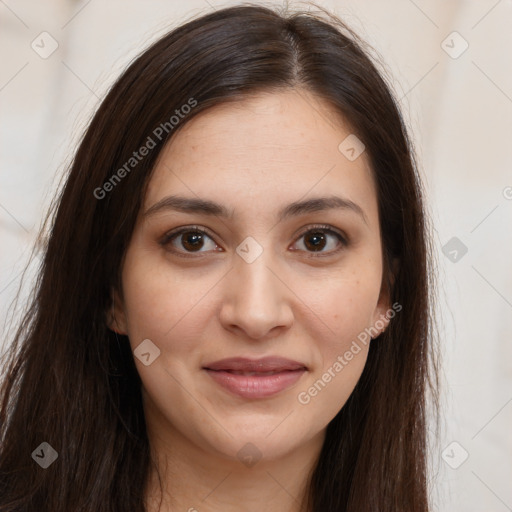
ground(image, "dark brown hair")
xmin=0 ymin=3 xmax=439 ymax=511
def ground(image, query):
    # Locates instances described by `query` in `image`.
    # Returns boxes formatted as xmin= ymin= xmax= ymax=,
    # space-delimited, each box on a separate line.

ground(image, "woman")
xmin=0 ymin=3 xmax=439 ymax=511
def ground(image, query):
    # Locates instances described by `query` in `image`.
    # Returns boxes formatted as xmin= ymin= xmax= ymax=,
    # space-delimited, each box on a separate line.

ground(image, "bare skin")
xmin=109 ymin=88 xmax=391 ymax=512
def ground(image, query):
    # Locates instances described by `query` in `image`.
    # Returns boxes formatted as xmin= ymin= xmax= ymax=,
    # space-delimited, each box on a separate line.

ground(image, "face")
xmin=109 ymin=88 xmax=391 ymax=465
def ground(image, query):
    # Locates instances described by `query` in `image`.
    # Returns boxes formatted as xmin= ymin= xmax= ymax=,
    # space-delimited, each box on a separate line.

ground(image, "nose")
xmin=218 ymin=249 xmax=294 ymax=340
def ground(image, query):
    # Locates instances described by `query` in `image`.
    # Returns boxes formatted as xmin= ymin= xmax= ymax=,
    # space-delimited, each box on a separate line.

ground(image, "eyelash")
xmin=159 ymin=224 xmax=348 ymax=259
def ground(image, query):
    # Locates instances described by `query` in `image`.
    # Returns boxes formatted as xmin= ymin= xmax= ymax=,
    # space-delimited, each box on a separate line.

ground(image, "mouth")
xmin=202 ymin=356 xmax=308 ymax=399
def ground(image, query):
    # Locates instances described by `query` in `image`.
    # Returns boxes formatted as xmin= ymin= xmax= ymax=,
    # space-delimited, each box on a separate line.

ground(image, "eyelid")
xmin=160 ymin=223 xmax=348 ymax=258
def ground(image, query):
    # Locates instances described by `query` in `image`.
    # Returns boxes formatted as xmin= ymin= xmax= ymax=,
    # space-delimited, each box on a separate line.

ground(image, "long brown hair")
xmin=0 ymin=3 xmax=439 ymax=511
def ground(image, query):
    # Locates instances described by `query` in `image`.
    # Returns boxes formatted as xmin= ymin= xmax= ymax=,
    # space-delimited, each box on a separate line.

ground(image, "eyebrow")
xmin=143 ymin=194 xmax=368 ymax=225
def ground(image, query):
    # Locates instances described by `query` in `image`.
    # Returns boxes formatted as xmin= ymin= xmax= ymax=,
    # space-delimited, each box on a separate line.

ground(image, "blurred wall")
xmin=1 ymin=1 xmax=511 ymax=510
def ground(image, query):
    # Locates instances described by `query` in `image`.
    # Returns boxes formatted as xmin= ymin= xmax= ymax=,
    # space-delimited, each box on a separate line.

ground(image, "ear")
xmin=106 ymin=287 xmax=128 ymax=335
xmin=370 ymin=257 xmax=399 ymax=338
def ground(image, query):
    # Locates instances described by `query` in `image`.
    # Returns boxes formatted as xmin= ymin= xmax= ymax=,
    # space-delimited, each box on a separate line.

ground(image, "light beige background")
xmin=1 ymin=0 xmax=511 ymax=510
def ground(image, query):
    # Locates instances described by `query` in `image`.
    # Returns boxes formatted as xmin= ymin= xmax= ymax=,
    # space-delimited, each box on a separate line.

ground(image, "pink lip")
xmin=202 ymin=357 xmax=308 ymax=399
xmin=204 ymin=369 xmax=306 ymax=399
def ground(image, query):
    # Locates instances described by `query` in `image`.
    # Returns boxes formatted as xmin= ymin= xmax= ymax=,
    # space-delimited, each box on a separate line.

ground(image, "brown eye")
xmin=180 ymin=231 xmax=206 ymax=251
xmin=303 ymin=231 xmax=328 ymax=251
xmin=161 ymin=226 xmax=221 ymax=257
xmin=292 ymin=225 xmax=347 ymax=256
xmin=160 ymin=224 xmax=347 ymax=259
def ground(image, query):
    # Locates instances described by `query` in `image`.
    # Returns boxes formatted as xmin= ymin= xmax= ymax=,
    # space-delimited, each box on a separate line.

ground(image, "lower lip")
xmin=204 ymin=369 xmax=306 ymax=399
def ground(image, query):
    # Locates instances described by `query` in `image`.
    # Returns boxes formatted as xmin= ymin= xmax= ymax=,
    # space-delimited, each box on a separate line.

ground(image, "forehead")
xmin=144 ymin=89 xmax=378 ymax=228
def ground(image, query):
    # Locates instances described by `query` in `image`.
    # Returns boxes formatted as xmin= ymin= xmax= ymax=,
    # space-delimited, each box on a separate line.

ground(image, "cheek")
xmin=296 ymin=283 xmax=373 ymax=420
xmin=295 ymin=265 xmax=382 ymax=342
xmin=313 ymin=286 xmax=372 ymax=393
xmin=120 ymin=255 xmax=223 ymax=366
xmin=297 ymin=344 xmax=369 ymax=428
xmin=292 ymin=267 xmax=379 ymax=410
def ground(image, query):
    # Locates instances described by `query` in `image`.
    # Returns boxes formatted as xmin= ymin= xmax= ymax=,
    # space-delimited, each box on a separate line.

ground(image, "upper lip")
xmin=203 ymin=356 xmax=307 ymax=372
